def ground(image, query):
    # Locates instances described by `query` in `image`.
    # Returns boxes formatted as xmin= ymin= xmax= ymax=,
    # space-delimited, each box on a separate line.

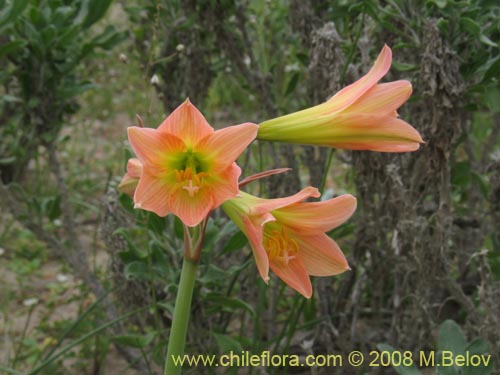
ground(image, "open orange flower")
xmin=257 ymin=45 xmax=423 ymax=152
xmin=127 ymin=99 xmax=258 ymax=227
xmin=222 ymin=187 xmax=356 ymax=298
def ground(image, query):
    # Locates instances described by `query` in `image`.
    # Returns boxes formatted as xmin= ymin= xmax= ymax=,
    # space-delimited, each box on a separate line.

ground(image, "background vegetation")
xmin=0 ymin=0 xmax=498 ymax=374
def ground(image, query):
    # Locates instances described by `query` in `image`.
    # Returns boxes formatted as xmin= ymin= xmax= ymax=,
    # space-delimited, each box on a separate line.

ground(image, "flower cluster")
xmin=119 ymin=45 xmax=423 ymax=297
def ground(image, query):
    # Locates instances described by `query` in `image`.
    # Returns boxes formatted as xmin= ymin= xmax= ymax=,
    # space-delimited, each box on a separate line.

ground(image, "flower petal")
xmin=118 ymin=158 xmax=143 ymax=196
xmin=165 ymin=164 xmax=240 ymax=226
xmin=344 ymin=81 xmax=412 ymax=116
xmin=158 ymin=99 xmax=214 ymax=146
xmin=133 ymin=170 xmax=170 ymax=217
xmin=118 ymin=177 xmax=138 ymax=197
xmin=242 ymin=215 xmax=271 ymax=282
xmin=274 ymin=194 xmax=357 ymax=233
xmin=295 ymin=234 xmax=350 ymax=277
xmin=269 ymin=256 xmax=312 ymax=298
xmin=128 ymin=127 xmax=186 ymax=166
xmin=126 ymin=158 xmax=143 ymax=178
xmin=249 ymin=187 xmax=320 ymax=216
xmin=208 ymin=163 xmax=241 ymax=208
xmin=196 ymin=123 xmax=258 ymax=171
xmin=166 ymin=182 xmax=214 ymax=227
xmin=326 ymin=44 xmax=392 ymax=113
xmin=326 ymin=114 xmax=424 ymax=152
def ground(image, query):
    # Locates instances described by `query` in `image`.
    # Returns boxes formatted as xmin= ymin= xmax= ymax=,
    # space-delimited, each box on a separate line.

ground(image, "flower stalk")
xmin=164 ymin=255 xmax=199 ymax=375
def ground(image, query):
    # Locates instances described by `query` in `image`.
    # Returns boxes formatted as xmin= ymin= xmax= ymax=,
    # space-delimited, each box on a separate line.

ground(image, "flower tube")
xmin=257 ymin=45 xmax=423 ymax=152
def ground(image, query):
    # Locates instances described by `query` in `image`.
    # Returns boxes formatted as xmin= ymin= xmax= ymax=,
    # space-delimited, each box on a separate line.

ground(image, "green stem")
xmin=318 ymin=149 xmax=335 ymax=195
xmin=164 ymin=257 xmax=198 ymax=375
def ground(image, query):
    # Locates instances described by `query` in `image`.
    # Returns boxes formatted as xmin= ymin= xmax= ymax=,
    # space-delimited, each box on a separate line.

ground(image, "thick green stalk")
xmin=164 ymin=257 xmax=198 ymax=375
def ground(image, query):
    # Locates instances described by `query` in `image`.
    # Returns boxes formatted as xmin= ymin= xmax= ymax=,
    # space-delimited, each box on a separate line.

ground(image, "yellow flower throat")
xmin=174 ymin=151 xmax=209 ymax=197
xmin=264 ymin=228 xmax=298 ymax=264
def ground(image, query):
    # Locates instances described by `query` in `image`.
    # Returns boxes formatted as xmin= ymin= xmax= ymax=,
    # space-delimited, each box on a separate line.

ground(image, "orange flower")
xmin=118 ymin=158 xmax=143 ymax=197
xmin=127 ymin=99 xmax=258 ymax=227
xmin=257 ymin=45 xmax=423 ymax=152
xmin=222 ymin=187 xmax=356 ymax=298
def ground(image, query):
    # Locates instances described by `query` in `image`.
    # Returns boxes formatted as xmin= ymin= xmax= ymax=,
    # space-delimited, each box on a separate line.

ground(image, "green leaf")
xmin=146 ymin=212 xmax=166 ymax=235
xmin=0 ymin=156 xmax=17 ymax=165
xmin=1 ymin=94 xmax=21 ymax=103
xmin=483 ymin=56 xmax=500 ymax=82
xmin=124 ymin=261 xmax=148 ymax=280
xmin=213 ymin=220 xmax=238 ymax=244
xmin=30 ymin=306 xmax=148 ymax=375
xmin=41 ymin=288 xmax=114 ymax=363
xmin=199 ymin=264 xmax=229 ymax=284
xmin=124 ymin=261 xmax=164 ymax=281
xmin=174 ymin=216 xmax=184 ymax=239
xmin=0 ymin=0 xmax=29 ymax=29
xmin=77 ymin=0 xmax=114 ymax=29
xmin=376 ymin=344 xmax=421 ymax=375
xmin=41 ymin=25 xmax=57 ymax=45
xmin=438 ymin=320 xmax=467 ymax=354
xmin=222 ymin=230 xmax=248 ymax=253
xmin=466 ymin=339 xmax=490 ymax=355
xmin=56 ymin=25 xmax=81 ymax=46
xmin=392 ymin=61 xmax=418 ymax=72
xmin=483 ymin=86 xmax=500 ymax=113
xmin=436 ymin=18 xmax=449 ymax=35
xmin=112 ymin=332 xmax=156 ymax=348
xmin=213 ymin=333 xmax=243 ymax=353
xmin=426 ymin=0 xmax=448 ymax=8
xmin=285 ymin=72 xmax=300 ymax=97
xmin=471 ymin=172 xmax=489 ymax=198
xmin=205 ymin=293 xmax=255 ymax=316
xmin=0 ymin=365 xmax=26 ymax=375
xmin=58 ymin=82 xmax=96 ymax=99
xmin=463 ymin=339 xmax=493 ymax=375
xmin=329 ymin=222 xmax=355 ymax=239
xmin=479 ymin=34 xmax=498 ymax=48
xmin=460 ymin=17 xmax=481 ymax=36
xmin=0 ymin=40 xmax=26 ymax=58
xmin=113 ymin=227 xmax=148 ymax=259
xmin=89 ymin=26 xmax=129 ymax=50
xmin=451 ymin=161 xmax=471 ymax=188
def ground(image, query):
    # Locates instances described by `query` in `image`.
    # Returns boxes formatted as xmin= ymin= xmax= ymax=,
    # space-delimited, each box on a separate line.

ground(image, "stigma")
xmin=175 ymin=167 xmax=208 ymax=197
xmin=182 ymin=179 xmax=200 ymax=197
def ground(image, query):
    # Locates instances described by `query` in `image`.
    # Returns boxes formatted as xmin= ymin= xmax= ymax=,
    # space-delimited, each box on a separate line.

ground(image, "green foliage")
xmin=0 ymin=0 xmax=127 ymax=182
xmin=379 ymin=320 xmax=493 ymax=375
xmin=124 ymin=0 xmax=306 ymax=118
xmin=114 ymin=193 xmax=259 ymax=363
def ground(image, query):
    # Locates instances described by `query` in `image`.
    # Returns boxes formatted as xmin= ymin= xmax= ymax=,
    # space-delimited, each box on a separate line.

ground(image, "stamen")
xmin=264 ymin=229 xmax=298 ymax=265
